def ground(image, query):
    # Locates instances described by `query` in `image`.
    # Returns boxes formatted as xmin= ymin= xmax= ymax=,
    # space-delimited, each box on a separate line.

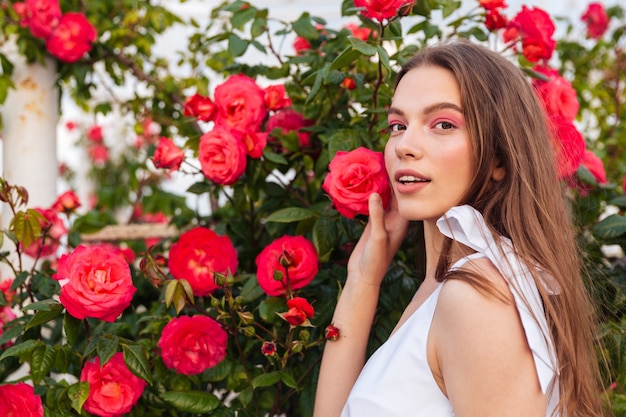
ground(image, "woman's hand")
xmin=347 ymin=192 xmax=409 ymax=287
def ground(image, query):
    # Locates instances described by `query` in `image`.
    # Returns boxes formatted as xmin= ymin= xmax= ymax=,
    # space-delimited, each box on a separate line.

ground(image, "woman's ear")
xmin=491 ymin=165 xmax=506 ymax=181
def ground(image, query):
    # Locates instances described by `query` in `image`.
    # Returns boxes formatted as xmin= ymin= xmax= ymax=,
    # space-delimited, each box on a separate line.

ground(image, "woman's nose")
xmin=393 ymin=127 xmax=423 ymax=159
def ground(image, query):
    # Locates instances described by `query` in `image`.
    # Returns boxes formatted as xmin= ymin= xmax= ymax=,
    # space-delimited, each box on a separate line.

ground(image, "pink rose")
xmin=53 ymin=245 xmax=136 ymax=322
xmin=623 ymin=175 xmax=626 ymax=195
xmin=80 ymin=353 xmax=146 ymax=417
xmin=87 ymin=125 xmax=103 ymax=143
xmin=0 ymin=279 xmax=16 ymax=304
xmin=255 ymin=235 xmax=319 ymax=296
xmin=20 ymin=0 xmax=62 ymax=39
xmin=199 ymin=127 xmax=247 ymax=185
xmin=52 ymin=190 xmax=81 ymax=214
xmin=353 ymin=0 xmax=414 ymax=22
xmin=581 ymin=149 xmax=607 ymax=184
xmin=0 ymin=382 xmax=44 ymax=417
xmin=263 ymin=85 xmax=292 ymax=111
xmin=23 ymin=207 xmax=67 ymax=258
xmin=1 ymin=306 xmax=17 ymax=347
xmin=322 ymin=147 xmax=391 ymax=219
xmin=581 ymin=3 xmax=609 ymax=40
xmin=46 ymin=12 xmax=97 ymax=63
xmin=168 ymin=227 xmax=238 ymax=296
xmin=485 ymin=8 xmax=508 ymax=31
xmin=510 ymin=6 xmax=555 ymax=62
xmin=87 ymin=144 xmax=109 ymax=165
xmin=532 ymin=66 xmax=579 ymax=122
xmin=237 ymin=130 xmax=268 ymax=159
xmin=547 ymin=116 xmax=586 ymax=179
xmin=344 ymin=23 xmax=376 ymax=41
xmin=293 ymin=36 xmax=312 ymax=55
xmin=183 ymin=93 xmax=216 ymax=122
xmin=267 ymin=109 xmax=313 ymax=148
xmin=214 ymin=75 xmax=267 ymax=132
xmin=153 ymin=137 xmax=185 ymax=170
xmin=281 ymin=297 xmax=315 ymax=326
xmin=158 ymin=315 xmax=228 ymax=375
xmin=478 ymin=0 xmax=506 ymax=10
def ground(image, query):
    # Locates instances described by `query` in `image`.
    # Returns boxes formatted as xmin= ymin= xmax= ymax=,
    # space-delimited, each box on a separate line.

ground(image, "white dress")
xmin=340 ymin=205 xmax=559 ymax=417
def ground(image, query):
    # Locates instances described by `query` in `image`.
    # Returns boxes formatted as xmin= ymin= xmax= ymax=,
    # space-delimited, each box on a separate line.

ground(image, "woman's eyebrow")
xmin=387 ymin=102 xmax=463 ymax=117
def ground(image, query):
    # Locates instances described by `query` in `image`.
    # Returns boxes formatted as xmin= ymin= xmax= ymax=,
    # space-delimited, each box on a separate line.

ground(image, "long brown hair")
xmin=396 ymin=40 xmax=606 ymax=416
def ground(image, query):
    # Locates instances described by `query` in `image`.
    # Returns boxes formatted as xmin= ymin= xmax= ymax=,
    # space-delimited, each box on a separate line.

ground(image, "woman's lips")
xmin=394 ymin=170 xmax=430 ymax=194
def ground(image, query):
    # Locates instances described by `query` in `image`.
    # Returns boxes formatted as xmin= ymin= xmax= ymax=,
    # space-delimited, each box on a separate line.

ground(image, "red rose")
xmin=0 ymin=382 xmax=44 ymax=417
xmin=153 ymin=136 xmax=185 ymax=170
xmin=485 ymin=8 xmax=508 ymax=31
xmin=261 ymin=341 xmax=277 ymax=356
xmin=547 ymin=116 xmax=586 ymax=178
xmin=344 ymin=23 xmax=376 ymax=41
xmin=0 ymin=306 xmax=17 ymax=347
xmin=52 ymin=190 xmax=81 ymax=214
xmin=324 ymin=324 xmax=340 ymax=341
xmin=183 ymin=93 xmax=216 ymax=122
xmin=281 ymin=297 xmax=315 ymax=326
xmin=353 ymin=0 xmax=414 ymax=22
xmin=20 ymin=0 xmax=62 ymax=39
xmin=53 ymin=245 xmax=136 ymax=322
xmin=214 ymin=75 xmax=267 ymax=132
xmin=581 ymin=3 xmax=609 ymax=40
xmin=342 ymin=76 xmax=357 ymax=90
xmin=0 ymin=279 xmax=16 ymax=304
xmin=532 ymin=66 xmax=579 ymax=122
xmin=322 ymin=147 xmax=391 ymax=218
xmin=46 ymin=12 xmax=97 ymax=63
xmin=80 ymin=353 xmax=146 ymax=417
xmin=263 ymin=85 xmax=291 ymax=111
xmin=581 ymin=149 xmax=607 ymax=184
xmin=623 ymin=175 xmax=626 ymax=195
xmin=199 ymin=127 xmax=247 ymax=185
xmin=510 ymin=6 xmax=555 ymax=62
xmin=87 ymin=144 xmax=109 ymax=165
xmin=87 ymin=125 xmax=103 ymax=143
xmin=267 ymin=109 xmax=313 ymax=147
xmin=478 ymin=0 xmax=506 ymax=10
xmin=158 ymin=315 xmax=228 ymax=375
xmin=168 ymin=227 xmax=238 ymax=296
xmin=255 ymin=235 xmax=319 ymax=297
xmin=22 ymin=207 xmax=67 ymax=258
xmin=293 ymin=36 xmax=311 ymax=55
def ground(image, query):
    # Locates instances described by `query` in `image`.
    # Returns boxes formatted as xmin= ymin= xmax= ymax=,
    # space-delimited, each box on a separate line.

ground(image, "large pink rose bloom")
xmin=547 ymin=116 xmax=586 ymax=179
xmin=80 ymin=353 xmax=146 ymax=417
xmin=214 ymin=75 xmax=267 ymax=132
xmin=532 ymin=66 xmax=579 ymax=122
xmin=0 ymin=382 xmax=44 ymax=417
xmin=46 ymin=12 xmax=97 ymax=63
xmin=168 ymin=227 xmax=238 ymax=296
xmin=322 ymin=147 xmax=391 ymax=219
xmin=581 ymin=3 xmax=609 ymax=40
xmin=158 ymin=315 xmax=228 ymax=375
xmin=255 ymin=235 xmax=319 ymax=296
xmin=153 ymin=136 xmax=185 ymax=170
xmin=199 ymin=127 xmax=247 ymax=185
xmin=53 ymin=245 xmax=136 ymax=322
xmin=509 ymin=6 xmax=555 ymax=62
xmin=353 ymin=0 xmax=413 ymax=22
xmin=18 ymin=0 xmax=62 ymax=39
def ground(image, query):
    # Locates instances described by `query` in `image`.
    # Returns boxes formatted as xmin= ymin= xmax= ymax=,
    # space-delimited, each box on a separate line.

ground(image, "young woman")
xmin=314 ymin=40 xmax=605 ymax=417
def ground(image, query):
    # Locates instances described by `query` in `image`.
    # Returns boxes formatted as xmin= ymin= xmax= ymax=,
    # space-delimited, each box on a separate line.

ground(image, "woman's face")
xmin=385 ymin=65 xmax=474 ymax=222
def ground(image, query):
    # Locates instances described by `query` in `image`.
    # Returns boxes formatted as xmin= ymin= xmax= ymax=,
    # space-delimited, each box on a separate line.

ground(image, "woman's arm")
xmin=313 ymin=193 xmax=408 ymax=417
xmin=429 ymin=260 xmax=546 ymax=417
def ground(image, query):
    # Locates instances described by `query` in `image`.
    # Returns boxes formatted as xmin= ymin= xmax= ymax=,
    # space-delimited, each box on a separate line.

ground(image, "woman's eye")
xmin=434 ymin=121 xmax=455 ymax=130
xmin=389 ymin=123 xmax=406 ymax=132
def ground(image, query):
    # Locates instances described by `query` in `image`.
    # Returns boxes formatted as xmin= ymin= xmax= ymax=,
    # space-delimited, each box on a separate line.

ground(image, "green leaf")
xmin=330 ymin=47 xmax=361 ymax=70
xmin=609 ymin=196 xmax=626 ymax=209
xmin=122 ymin=344 xmax=153 ymax=385
xmin=160 ymin=391 xmax=220 ymax=413
xmin=259 ymin=297 xmax=286 ymax=324
xmin=10 ymin=271 xmax=29 ymax=291
xmin=64 ymin=314 xmax=81 ymax=346
xmin=348 ymin=37 xmax=376 ymax=56
xmin=591 ymin=214 xmax=626 ymax=239
xmin=68 ymin=381 xmax=90 ymax=414
xmin=0 ymin=339 xmax=41 ymax=361
xmin=97 ymin=336 xmax=120 ymax=366
xmin=230 ymin=6 xmax=257 ymax=29
xmin=313 ymin=215 xmax=339 ymax=263
xmin=251 ymin=371 xmax=281 ymax=388
xmin=0 ymin=320 xmax=26 ymax=345
xmin=292 ymin=13 xmax=318 ymax=39
xmin=228 ymin=33 xmax=248 ymax=57
xmin=30 ymin=344 xmax=55 ymax=383
xmin=23 ymin=299 xmax=63 ymax=312
xmin=266 ymin=207 xmax=318 ymax=223
xmin=263 ymin=150 xmax=289 ymax=165
xmin=25 ymin=307 xmax=63 ymax=330
xmin=280 ymin=371 xmax=299 ymax=389
xmin=377 ymin=45 xmax=391 ymax=72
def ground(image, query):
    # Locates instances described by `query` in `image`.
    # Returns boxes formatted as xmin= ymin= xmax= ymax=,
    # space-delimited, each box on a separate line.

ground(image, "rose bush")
xmin=0 ymin=0 xmax=625 ymax=416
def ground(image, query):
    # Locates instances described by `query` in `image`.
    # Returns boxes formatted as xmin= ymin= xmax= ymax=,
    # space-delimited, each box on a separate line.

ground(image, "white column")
xmin=1 ymin=41 xmax=59 ymax=275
